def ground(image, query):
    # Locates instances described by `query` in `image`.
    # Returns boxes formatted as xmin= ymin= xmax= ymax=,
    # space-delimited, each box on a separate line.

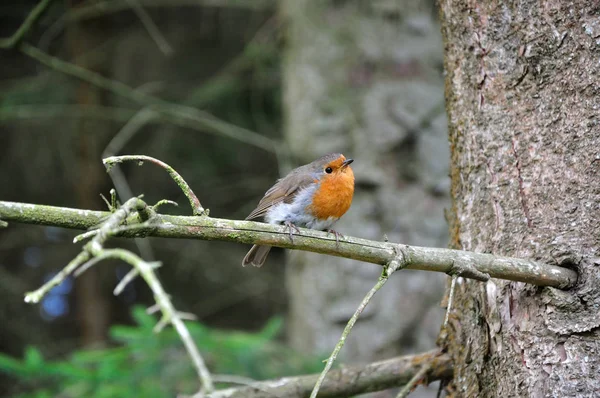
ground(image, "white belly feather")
xmin=265 ymin=184 xmax=339 ymax=231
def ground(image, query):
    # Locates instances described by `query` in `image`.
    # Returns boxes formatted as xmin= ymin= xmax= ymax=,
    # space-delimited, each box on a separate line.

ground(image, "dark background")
xmin=0 ymin=1 xmax=448 ymax=396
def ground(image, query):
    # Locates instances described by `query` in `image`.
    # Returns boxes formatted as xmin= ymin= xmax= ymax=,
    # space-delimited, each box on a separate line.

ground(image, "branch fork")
xmin=22 ymin=168 xmax=215 ymax=394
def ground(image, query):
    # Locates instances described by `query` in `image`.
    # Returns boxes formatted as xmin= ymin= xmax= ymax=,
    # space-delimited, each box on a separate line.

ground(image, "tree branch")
xmin=103 ymin=155 xmax=205 ymax=216
xmin=0 ymin=0 xmax=54 ymax=49
xmin=20 ymin=196 xmax=214 ymax=393
xmin=17 ymin=43 xmax=276 ymax=153
xmin=68 ymin=0 xmax=275 ymax=23
xmin=205 ymin=350 xmax=452 ymax=398
xmin=0 ymin=200 xmax=577 ymax=288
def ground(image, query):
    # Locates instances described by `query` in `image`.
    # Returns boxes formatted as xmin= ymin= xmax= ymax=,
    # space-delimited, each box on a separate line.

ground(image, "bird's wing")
xmin=245 ymin=170 xmax=315 ymax=221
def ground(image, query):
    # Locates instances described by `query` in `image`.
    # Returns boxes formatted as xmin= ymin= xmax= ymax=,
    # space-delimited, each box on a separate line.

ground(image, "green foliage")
xmin=0 ymin=306 xmax=321 ymax=397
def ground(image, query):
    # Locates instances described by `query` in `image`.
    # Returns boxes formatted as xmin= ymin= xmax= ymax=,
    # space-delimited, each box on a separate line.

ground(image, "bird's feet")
xmin=327 ymin=229 xmax=344 ymax=248
xmin=283 ymin=221 xmax=301 ymax=243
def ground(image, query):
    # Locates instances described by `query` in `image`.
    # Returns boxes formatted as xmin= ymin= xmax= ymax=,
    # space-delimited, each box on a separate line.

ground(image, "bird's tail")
xmin=242 ymin=245 xmax=272 ymax=267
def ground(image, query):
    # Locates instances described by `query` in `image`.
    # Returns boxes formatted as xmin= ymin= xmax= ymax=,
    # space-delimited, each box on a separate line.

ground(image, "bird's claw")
xmin=283 ymin=221 xmax=301 ymax=243
xmin=327 ymin=229 xmax=344 ymax=248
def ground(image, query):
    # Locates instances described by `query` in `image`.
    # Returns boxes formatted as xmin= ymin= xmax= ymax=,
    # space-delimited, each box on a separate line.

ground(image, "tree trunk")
xmin=282 ymin=0 xmax=449 ymax=383
xmin=440 ymin=1 xmax=600 ymax=396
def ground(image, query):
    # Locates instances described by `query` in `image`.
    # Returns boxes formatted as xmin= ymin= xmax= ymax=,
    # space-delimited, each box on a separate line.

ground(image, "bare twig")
xmin=24 ymin=251 xmax=89 ymax=304
xmin=0 ymin=200 xmax=578 ymax=289
xmin=153 ymin=199 xmax=178 ymax=211
xmin=396 ymin=362 xmax=433 ymax=398
xmin=22 ymin=196 xmax=214 ymax=393
xmin=310 ymin=276 xmax=389 ymax=398
xmin=0 ymin=0 xmax=54 ymax=49
xmin=113 ymin=267 xmax=140 ymax=295
xmin=310 ymin=254 xmax=407 ymax=398
xmin=100 ymin=247 xmax=214 ymax=392
xmin=18 ymin=43 xmax=275 ymax=152
xmin=443 ymin=276 xmax=458 ymax=328
xmin=125 ymin=0 xmax=174 ymax=55
xmin=102 ymin=109 xmax=161 ymax=262
xmin=103 ymin=155 xmax=205 ymax=216
xmin=0 ymin=104 xmax=135 ymax=123
xmin=68 ymin=0 xmax=275 ymax=22
xmin=103 ymin=107 xmax=157 ymax=157
xmin=208 ymin=350 xmax=452 ymax=398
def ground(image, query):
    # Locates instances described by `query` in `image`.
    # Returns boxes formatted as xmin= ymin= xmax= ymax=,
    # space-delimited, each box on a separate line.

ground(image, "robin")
xmin=242 ymin=153 xmax=355 ymax=267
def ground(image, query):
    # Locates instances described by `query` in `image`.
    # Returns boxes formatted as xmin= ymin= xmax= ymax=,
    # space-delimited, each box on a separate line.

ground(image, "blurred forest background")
xmin=0 ymin=0 xmax=450 ymax=396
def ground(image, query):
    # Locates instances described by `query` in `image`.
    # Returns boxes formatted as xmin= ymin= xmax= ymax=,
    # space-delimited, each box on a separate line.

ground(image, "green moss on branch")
xmin=0 ymin=200 xmax=577 ymax=289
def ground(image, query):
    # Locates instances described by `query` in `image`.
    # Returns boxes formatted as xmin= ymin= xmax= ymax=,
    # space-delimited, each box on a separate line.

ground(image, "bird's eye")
xmin=325 ymin=167 xmax=333 ymax=174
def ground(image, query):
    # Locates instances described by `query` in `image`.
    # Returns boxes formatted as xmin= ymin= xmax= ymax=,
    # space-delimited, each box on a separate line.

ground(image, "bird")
xmin=242 ymin=153 xmax=355 ymax=267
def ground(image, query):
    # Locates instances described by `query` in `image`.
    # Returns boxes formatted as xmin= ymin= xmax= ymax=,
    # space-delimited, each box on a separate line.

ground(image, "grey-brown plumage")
xmin=242 ymin=153 xmax=353 ymax=267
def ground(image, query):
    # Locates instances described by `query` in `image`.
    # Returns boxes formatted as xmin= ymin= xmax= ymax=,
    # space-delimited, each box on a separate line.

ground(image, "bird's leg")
xmin=327 ymin=229 xmax=344 ymax=248
xmin=283 ymin=221 xmax=301 ymax=243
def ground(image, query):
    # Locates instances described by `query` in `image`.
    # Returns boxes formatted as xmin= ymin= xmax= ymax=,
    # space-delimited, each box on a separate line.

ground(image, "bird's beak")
xmin=341 ymin=159 xmax=354 ymax=168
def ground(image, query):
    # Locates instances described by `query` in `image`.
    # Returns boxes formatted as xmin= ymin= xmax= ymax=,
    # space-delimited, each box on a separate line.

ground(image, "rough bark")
xmin=440 ymin=1 xmax=600 ymax=396
xmin=282 ymin=1 xmax=448 ymax=392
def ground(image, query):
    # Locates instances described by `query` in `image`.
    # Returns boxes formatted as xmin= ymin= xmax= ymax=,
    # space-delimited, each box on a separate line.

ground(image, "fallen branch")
xmin=0 ymin=200 xmax=577 ymax=289
xmin=205 ymin=350 xmax=452 ymax=398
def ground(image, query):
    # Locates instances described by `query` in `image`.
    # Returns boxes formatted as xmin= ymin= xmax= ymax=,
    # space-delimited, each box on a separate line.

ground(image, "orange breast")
xmin=308 ymin=168 xmax=355 ymax=220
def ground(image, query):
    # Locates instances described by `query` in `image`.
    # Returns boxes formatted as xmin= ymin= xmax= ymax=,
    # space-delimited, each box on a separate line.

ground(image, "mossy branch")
xmin=0 ymin=200 xmax=577 ymax=289
xmin=20 ymin=196 xmax=214 ymax=394
xmin=103 ymin=155 xmax=206 ymax=216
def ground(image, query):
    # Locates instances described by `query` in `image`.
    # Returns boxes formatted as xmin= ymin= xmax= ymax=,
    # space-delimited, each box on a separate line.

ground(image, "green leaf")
xmin=24 ymin=346 xmax=44 ymax=368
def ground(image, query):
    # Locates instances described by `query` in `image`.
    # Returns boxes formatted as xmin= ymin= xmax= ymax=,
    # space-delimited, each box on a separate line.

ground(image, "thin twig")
xmin=101 ymin=248 xmax=214 ymax=392
xmin=443 ymin=276 xmax=457 ymax=328
xmin=0 ymin=200 xmax=578 ymax=289
xmin=102 ymin=109 xmax=160 ymax=261
xmin=103 ymin=107 xmax=157 ymax=157
xmin=103 ymin=155 xmax=205 ymax=216
xmin=310 ymin=256 xmax=405 ymax=398
xmin=68 ymin=0 xmax=274 ymax=22
xmin=18 ymin=43 xmax=276 ymax=152
xmin=0 ymin=0 xmax=54 ymax=49
xmin=113 ymin=260 xmax=160 ymax=295
xmin=125 ymin=0 xmax=174 ymax=55
xmin=395 ymin=362 xmax=432 ymax=398
xmin=24 ymin=251 xmax=89 ymax=303
xmin=113 ymin=267 xmax=140 ymax=295
xmin=0 ymin=104 xmax=135 ymax=123
xmin=73 ymin=230 xmax=98 ymax=243
xmin=74 ymin=253 xmax=112 ymax=277
xmin=23 ymin=196 xmax=214 ymax=393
